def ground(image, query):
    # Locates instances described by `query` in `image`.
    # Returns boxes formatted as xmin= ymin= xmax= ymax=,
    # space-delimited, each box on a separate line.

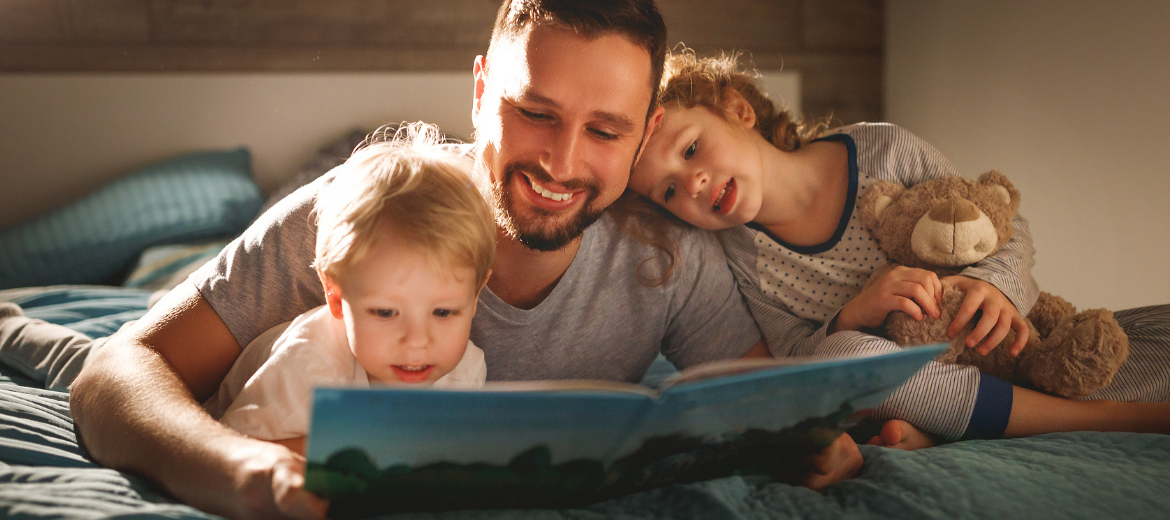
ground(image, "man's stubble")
xmin=490 ymin=160 xmax=605 ymax=252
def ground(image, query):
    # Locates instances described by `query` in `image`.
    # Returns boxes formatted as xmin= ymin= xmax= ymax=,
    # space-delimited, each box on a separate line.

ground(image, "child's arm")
xmin=885 ymin=125 xmax=1040 ymax=355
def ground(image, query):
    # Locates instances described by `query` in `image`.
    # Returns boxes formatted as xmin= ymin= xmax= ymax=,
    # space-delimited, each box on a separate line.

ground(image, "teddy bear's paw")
xmin=1027 ymin=292 xmax=1077 ymax=338
xmin=1025 ymin=308 xmax=1130 ymax=399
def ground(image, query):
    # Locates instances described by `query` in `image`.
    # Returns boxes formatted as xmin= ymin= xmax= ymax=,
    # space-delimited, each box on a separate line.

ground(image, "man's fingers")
xmin=277 ymin=489 xmax=330 ymax=520
xmin=272 ymin=456 xmax=329 ymax=520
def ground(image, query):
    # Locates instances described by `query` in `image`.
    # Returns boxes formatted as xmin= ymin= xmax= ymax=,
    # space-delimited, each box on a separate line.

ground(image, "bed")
xmin=1 ymin=140 xmax=1168 ymax=520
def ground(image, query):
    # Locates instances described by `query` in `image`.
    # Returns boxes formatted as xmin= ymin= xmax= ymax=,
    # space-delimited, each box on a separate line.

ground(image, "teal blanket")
xmin=1 ymin=287 xmax=1168 ymax=519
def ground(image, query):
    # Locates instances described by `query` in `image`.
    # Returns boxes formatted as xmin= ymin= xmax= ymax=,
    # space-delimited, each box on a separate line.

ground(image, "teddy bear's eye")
xmin=663 ymin=183 xmax=677 ymax=203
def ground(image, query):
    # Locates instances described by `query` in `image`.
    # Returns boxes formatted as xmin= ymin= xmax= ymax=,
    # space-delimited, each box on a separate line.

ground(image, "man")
xmin=69 ymin=2 xmax=862 ymax=518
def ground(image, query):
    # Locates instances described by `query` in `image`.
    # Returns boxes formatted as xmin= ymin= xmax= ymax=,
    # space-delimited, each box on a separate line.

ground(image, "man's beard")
xmin=491 ymin=161 xmax=605 ymax=252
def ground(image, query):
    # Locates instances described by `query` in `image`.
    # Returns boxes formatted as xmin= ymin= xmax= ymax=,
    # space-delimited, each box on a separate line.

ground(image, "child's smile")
xmin=712 ymin=178 xmax=737 ymax=215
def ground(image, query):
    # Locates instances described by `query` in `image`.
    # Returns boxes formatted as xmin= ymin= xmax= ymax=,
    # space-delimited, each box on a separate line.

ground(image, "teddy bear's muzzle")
xmin=910 ymin=198 xmax=998 ymax=267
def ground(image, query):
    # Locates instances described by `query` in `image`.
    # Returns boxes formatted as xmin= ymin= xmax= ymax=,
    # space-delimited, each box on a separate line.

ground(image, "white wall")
xmin=0 ymin=70 xmax=798 ymax=231
xmin=0 ymin=73 xmax=477 ymax=228
xmin=887 ymin=0 xmax=1170 ymax=310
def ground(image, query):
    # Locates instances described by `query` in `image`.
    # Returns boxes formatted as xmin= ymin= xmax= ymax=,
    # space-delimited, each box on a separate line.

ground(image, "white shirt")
xmin=214 ymin=305 xmax=486 ymax=440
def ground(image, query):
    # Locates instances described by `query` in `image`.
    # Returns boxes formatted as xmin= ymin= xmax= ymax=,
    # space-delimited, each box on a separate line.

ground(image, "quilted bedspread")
xmin=1 ymin=286 xmax=1168 ymax=519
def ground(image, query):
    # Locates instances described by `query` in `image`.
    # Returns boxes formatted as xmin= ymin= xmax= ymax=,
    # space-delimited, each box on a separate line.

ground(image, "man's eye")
xmin=663 ymin=183 xmax=676 ymax=203
xmin=589 ymin=128 xmax=620 ymax=141
xmin=684 ymin=141 xmax=698 ymax=160
xmin=433 ymin=309 xmax=455 ymax=318
xmin=371 ymin=309 xmax=398 ymax=318
xmin=518 ymin=108 xmax=552 ymax=121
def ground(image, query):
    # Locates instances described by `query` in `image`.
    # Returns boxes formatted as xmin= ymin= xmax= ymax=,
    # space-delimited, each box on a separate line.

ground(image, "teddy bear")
xmin=856 ymin=170 xmax=1128 ymax=399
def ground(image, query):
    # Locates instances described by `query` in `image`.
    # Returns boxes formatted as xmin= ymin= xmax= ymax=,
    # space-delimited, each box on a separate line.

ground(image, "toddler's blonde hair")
xmin=313 ymin=123 xmax=495 ymax=288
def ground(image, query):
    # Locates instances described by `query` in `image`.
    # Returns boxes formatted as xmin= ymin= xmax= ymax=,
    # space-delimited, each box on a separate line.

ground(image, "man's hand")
xmin=834 ymin=266 xmax=943 ymax=333
xmin=69 ymin=282 xmax=328 ymax=520
xmin=801 ymin=433 xmax=864 ymax=490
xmin=941 ymin=275 xmax=1029 ymax=356
xmin=229 ymin=439 xmax=329 ymax=520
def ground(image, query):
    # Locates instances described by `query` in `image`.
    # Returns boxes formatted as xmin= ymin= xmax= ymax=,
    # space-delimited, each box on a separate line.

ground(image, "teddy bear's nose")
xmin=928 ymin=198 xmax=981 ymax=224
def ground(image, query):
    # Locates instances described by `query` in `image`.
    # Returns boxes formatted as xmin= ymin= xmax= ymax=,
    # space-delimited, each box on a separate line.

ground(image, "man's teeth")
xmin=532 ymin=181 xmax=573 ymax=202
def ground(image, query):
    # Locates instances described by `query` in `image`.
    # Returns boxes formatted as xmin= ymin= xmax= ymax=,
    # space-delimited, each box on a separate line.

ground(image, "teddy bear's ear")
xmin=976 ymin=170 xmax=1020 ymax=213
xmin=858 ymin=181 xmax=904 ymax=230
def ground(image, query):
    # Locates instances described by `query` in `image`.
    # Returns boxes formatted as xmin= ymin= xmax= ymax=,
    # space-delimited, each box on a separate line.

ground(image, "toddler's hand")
xmin=834 ymin=266 xmax=943 ymax=333
xmin=942 ymin=275 xmax=1029 ymax=356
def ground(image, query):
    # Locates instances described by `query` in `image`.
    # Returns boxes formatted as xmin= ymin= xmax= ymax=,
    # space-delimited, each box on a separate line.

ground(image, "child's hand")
xmin=834 ymin=266 xmax=943 ymax=333
xmin=941 ymin=275 xmax=1029 ymax=356
xmin=801 ymin=432 xmax=864 ymax=490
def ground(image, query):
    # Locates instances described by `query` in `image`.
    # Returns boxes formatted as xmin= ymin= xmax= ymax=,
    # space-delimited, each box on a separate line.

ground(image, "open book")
xmin=304 ymin=344 xmax=947 ymax=517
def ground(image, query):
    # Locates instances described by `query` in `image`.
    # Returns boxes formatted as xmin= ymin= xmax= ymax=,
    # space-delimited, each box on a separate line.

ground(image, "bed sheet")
xmin=1 ymin=286 xmax=1169 ymax=519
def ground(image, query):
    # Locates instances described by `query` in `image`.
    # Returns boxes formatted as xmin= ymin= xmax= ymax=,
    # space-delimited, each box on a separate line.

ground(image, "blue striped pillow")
xmin=0 ymin=148 xmax=261 ymax=289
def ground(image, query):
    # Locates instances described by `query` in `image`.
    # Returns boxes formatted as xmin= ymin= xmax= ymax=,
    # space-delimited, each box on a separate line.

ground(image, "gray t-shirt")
xmin=191 ymin=148 xmax=761 ymax=384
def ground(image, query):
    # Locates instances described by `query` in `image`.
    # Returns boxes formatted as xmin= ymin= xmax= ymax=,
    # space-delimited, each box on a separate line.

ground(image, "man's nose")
xmin=540 ymin=125 xmax=581 ymax=183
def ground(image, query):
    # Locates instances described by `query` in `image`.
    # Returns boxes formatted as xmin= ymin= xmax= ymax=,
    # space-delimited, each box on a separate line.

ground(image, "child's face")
xmin=324 ymin=232 xmax=483 ymax=386
xmin=630 ymin=105 xmax=764 ymax=230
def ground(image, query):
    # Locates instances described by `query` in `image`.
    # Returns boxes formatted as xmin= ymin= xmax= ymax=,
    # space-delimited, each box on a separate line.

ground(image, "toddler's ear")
xmin=318 ymin=271 xmax=345 ymax=319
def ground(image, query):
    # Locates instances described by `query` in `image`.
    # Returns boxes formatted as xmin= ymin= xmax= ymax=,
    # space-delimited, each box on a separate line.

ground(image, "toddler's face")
xmin=326 ymin=232 xmax=481 ymax=386
xmin=630 ymin=105 xmax=764 ymax=230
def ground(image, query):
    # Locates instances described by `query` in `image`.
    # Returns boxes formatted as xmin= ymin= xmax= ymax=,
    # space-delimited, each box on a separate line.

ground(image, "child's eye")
xmin=370 ymin=308 xmax=398 ymax=318
xmin=433 ymin=309 xmax=456 ymax=318
xmin=684 ymin=140 xmax=698 ymax=160
xmin=663 ymin=183 xmax=676 ymax=203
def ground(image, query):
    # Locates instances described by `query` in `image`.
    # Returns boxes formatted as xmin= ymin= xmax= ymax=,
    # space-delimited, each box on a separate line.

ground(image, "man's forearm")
xmin=70 ymin=336 xmax=254 ymax=517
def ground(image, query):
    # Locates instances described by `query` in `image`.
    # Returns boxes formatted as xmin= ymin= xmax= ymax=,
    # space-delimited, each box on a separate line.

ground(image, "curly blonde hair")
xmin=313 ymin=122 xmax=495 ymax=288
xmin=658 ymin=48 xmax=827 ymax=151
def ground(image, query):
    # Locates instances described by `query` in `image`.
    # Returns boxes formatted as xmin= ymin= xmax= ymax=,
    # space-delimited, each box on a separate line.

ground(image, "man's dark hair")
xmin=487 ymin=0 xmax=668 ymax=122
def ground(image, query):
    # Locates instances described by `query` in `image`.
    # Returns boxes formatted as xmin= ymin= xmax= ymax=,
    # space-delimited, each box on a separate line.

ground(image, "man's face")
xmin=473 ymin=25 xmax=659 ymax=251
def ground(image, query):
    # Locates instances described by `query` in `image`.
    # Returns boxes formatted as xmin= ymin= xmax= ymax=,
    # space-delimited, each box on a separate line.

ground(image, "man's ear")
xmin=472 ymin=55 xmax=488 ymax=125
xmin=634 ymin=106 xmax=666 ymax=165
xmin=318 ymin=271 xmax=345 ymax=319
xmin=724 ymin=89 xmax=756 ymax=129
